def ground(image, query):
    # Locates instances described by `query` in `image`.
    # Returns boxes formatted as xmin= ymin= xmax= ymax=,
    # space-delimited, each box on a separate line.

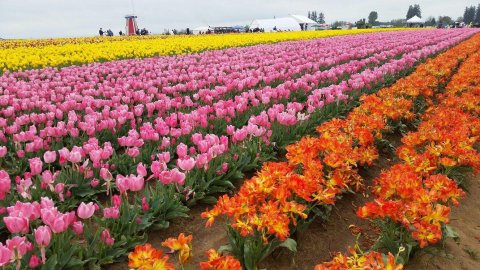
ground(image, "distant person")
xmin=136 ymin=29 xmax=140 ymax=35
xmin=99 ymin=28 xmax=104 ymax=36
xmin=107 ymin=29 xmax=113 ymax=36
xmin=119 ymin=30 xmax=123 ymax=36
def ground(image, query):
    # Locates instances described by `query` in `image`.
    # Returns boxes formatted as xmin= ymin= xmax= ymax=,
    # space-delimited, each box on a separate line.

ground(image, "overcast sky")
xmin=0 ymin=0 xmax=478 ymax=39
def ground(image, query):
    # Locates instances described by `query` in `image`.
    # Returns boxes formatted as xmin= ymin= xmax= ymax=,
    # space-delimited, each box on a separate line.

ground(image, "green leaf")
xmin=42 ymin=254 xmax=58 ymax=270
xmin=279 ymin=238 xmax=297 ymax=253
xmin=199 ymin=196 xmax=218 ymax=204
xmin=152 ymin=220 xmax=170 ymax=230
xmin=218 ymin=244 xmax=233 ymax=254
xmin=443 ymin=225 xmax=459 ymax=242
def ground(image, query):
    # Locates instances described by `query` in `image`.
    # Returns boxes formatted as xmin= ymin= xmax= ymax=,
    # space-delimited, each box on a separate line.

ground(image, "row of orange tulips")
xmin=317 ymin=36 xmax=480 ymax=269
xmin=353 ymin=40 xmax=480 ymax=265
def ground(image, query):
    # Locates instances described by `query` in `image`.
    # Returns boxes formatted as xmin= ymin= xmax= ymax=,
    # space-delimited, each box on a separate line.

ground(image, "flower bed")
xmin=0 ymin=29 xmax=478 ymax=269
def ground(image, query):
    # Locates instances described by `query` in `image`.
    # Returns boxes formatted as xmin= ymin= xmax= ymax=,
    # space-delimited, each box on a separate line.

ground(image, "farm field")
xmin=0 ymin=28 xmax=480 ymax=270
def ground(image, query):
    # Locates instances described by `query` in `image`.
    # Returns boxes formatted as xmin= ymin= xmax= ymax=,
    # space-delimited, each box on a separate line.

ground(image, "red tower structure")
xmin=125 ymin=15 xmax=139 ymax=35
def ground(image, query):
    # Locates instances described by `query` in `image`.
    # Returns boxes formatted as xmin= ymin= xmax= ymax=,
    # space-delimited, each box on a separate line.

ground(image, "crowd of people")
xmin=98 ymin=27 xmax=149 ymax=36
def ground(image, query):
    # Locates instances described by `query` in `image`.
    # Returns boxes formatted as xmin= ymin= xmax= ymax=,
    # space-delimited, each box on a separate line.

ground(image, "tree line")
xmin=463 ymin=4 xmax=480 ymax=24
xmin=307 ymin=11 xmax=325 ymax=24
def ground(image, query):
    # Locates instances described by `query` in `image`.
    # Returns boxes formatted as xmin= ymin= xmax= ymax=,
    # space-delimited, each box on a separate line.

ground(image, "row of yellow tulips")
xmin=1 ymin=28 xmax=406 ymax=72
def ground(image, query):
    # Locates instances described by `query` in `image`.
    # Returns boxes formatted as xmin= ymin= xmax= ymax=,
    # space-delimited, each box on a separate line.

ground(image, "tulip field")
xmin=0 ymin=28 xmax=480 ymax=270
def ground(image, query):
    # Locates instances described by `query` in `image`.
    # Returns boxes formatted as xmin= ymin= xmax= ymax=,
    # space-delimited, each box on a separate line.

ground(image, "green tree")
xmin=438 ymin=16 xmax=453 ymax=25
xmin=475 ymin=4 xmax=480 ymax=24
xmin=413 ymin=4 xmax=422 ymax=18
xmin=406 ymin=5 xmax=414 ymax=19
xmin=368 ymin=11 xmax=378 ymax=25
xmin=318 ymin=12 xmax=325 ymax=24
xmin=463 ymin=6 xmax=476 ymax=24
xmin=425 ymin=16 xmax=436 ymax=26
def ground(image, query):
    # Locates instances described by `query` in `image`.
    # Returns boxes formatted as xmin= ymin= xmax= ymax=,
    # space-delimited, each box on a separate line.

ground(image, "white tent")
xmin=249 ymin=17 xmax=301 ymax=32
xmin=192 ymin=26 xmax=213 ymax=34
xmin=290 ymin=14 xmax=319 ymax=30
xmin=407 ymin=16 xmax=424 ymax=24
xmin=290 ymin=14 xmax=317 ymax=24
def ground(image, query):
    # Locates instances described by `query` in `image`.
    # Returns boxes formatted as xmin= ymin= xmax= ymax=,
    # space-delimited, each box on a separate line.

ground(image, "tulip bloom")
xmin=72 ymin=221 xmax=84 ymax=235
xmin=3 ymin=216 xmax=29 ymax=234
xmin=77 ymin=202 xmax=95 ymax=219
xmin=0 ymin=243 xmax=12 ymax=267
xmin=34 ymin=225 xmax=52 ymax=264
xmin=0 ymin=146 xmax=7 ymax=158
xmin=177 ymin=157 xmax=195 ymax=172
xmin=0 ymin=170 xmax=11 ymax=200
xmin=43 ymin=151 xmax=57 ymax=163
xmin=28 ymin=158 xmax=43 ymax=176
xmin=34 ymin=226 xmax=52 ymax=247
xmin=100 ymin=229 xmax=115 ymax=245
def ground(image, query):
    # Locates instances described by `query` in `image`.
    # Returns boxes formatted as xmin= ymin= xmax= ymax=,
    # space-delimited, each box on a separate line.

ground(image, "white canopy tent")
xmin=290 ymin=14 xmax=317 ymax=24
xmin=407 ymin=16 xmax=424 ymax=24
xmin=249 ymin=17 xmax=301 ymax=32
xmin=290 ymin=14 xmax=319 ymax=30
xmin=192 ymin=26 xmax=213 ymax=34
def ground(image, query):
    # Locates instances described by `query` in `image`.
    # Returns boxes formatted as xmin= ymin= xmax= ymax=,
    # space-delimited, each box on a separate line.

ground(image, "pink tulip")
xmin=222 ymin=162 xmax=229 ymax=173
xmin=90 ymin=178 xmax=99 ymax=187
xmin=128 ymin=175 xmax=144 ymax=192
xmin=72 ymin=221 xmax=84 ymax=235
xmin=115 ymin=175 xmax=129 ymax=194
xmin=77 ymin=202 xmax=95 ymax=219
xmin=40 ymin=197 xmax=54 ymax=209
xmin=0 ymin=146 xmax=7 ymax=158
xmin=68 ymin=149 xmax=82 ymax=163
xmin=176 ymin=143 xmax=188 ymax=158
xmin=103 ymin=207 xmax=120 ymax=219
xmin=126 ymin=147 xmax=140 ymax=158
xmin=7 ymin=201 xmax=41 ymax=220
xmin=99 ymin=168 xmax=113 ymax=181
xmin=0 ymin=243 xmax=12 ymax=266
xmin=112 ymin=195 xmax=122 ymax=208
xmin=100 ymin=229 xmax=115 ymax=246
xmin=177 ymin=157 xmax=195 ymax=172
xmin=157 ymin=152 xmax=170 ymax=163
xmin=136 ymin=163 xmax=147 ymax=177
xmin=6 ymin=236 xmax=31 ymax=259
xmin=142 ymin=197 xmax=149 ymax=212
xmin=170 ymin=168 xmax=186 ymax=185
xmin=43 ymin=151 xmax=57 ymax=163
xmin=3 ymin=216 xmax=29 ymax=234
xmin=29 ymin=254 xmax=41 ymax=268
xmin=34 ymin=226 xmax=52 ymax=247
xmin=0 ymin=170 xmax=11 ymax=200
xmin=28 ymin=157 xmax=43 ymax=176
